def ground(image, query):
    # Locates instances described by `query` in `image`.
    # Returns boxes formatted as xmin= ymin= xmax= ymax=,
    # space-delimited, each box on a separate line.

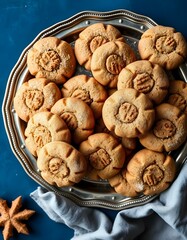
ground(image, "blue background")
xmin=0 ymin=0 xmax=187 ymax=239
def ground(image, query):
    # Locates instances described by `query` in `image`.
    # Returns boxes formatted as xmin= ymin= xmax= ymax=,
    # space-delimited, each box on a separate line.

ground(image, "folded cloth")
xmin=30 ymin=163 xmax=187 ymax=240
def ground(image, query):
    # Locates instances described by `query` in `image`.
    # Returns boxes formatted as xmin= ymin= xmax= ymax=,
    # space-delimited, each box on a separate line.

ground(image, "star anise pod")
xmin=0 ymin=196 xmax=35 ymax=240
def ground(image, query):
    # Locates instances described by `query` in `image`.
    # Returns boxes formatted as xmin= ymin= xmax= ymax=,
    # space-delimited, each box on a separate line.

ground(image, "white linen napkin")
xmin=30 ymin=163 xmax=187 ymax=240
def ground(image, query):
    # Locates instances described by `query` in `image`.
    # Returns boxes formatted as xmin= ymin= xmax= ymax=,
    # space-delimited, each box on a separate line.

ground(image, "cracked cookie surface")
xmin=138 ymin=25 xmax=187 ymax=70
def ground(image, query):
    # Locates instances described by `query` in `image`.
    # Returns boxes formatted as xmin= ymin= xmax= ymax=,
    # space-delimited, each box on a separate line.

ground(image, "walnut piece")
xmin=38 ymin=50 xmax=61 ymax=71
xmin=133 ymin=72 xmax=154 ymax=93
xmin=143 ymin=164 xmax=164 ymax=186
xmin=106 ymin=54 xmax=125 ymax=74
xmin=153 ymin=119 xmax=176 ymax=139
xmin=90 ymin=36 xmax=108 ymax=53
xmin=117 ymin=102 xmax=138 ymax=123
xmin=89 ymin=148 xmax=111 ymax=170
xmin=33 ymin=125 xmax=52 ymax=147
xmin=61 ymin=112 xmax=78 ymax=130
xmin=49 ymin=157 xmax=69 ymax=178
xmin=24 ymin=90 xmax=44 ymax=110
xmin=156 ymin=36 xmax=176 ymax=54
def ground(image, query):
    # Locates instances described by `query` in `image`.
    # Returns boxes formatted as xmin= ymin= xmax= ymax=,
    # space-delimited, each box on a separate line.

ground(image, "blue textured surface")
xmin=0 ymin=0 xmax=186 ymax=239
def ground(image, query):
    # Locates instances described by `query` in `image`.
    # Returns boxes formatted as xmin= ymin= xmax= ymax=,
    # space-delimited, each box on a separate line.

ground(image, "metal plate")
xmin=2 ymin=9 xmax=187 ymax=210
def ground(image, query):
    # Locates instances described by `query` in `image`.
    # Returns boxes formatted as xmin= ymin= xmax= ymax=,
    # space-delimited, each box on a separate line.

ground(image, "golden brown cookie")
xmin=167 ymin=80 xmax=187 ymax=115
xmin=25 ymin=111 xmax=71 ymax=156
xmin=126 ymin=149 xmax=176 ymax=195
xmin=117 ymin=60 xmax=169 ymax=104
xmin=61 ymin=74 xmax=108 ymax=119
xmin=91 ymin=41 xmax=136 ymax=88
xmin=74 ymin=23 xmax=124 ymax=70
xmin=108 ymin=169 xmax=138 ymax=197
xmin=37 ymin=141 xmax=87 ymax=187
xmin=51 ymin=97 xmax=95 ymax=145
xmin=79 ymin=133 xmax=126 ymax=180
xmin=138 ymin=25 xmax=187 ymax=70
xmin=139 ymin=103 xmax=187 ymax=152
xmin=102 ymin=89 xmax=155 ymax=138
xmin=14 ymin=77 xmax=61 ymax=122
xmin=27 ymin=37 xmax=76 ymax=84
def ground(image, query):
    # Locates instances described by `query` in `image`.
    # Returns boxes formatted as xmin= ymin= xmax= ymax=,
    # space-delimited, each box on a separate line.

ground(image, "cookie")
xmin=138 ymin=25 xmax=187 ymax=70
xmin=14 ymin=77 xmax=61 ymax=122
xmin=37 ymin=141 xmax=87 ymax=187
xmin=126 ymin=149 xmax=176 ymax=195
xmin=139 ymin=103 xmax=187 ymax=152
xmin=108 ymin=169 xmax=138 ymax=197
xmin=167 ymin=80 xmax=187 ymax=115
xmin=25 ymin=111 xmax=71 ymax=156
xmin=27 ymin=37 xmax=76 ymax=84
xmin=51 ymin=97 xmax=95 ymax=144
xmin=117 ymin=60 xmax=169 ymax=104
xmin=102 ymin=89 xmax=155 ymax=138
xmin=91 ymin=41 xmax=136 ymax=88
xmin=79 ymin=133 xmax=126 ymax=180
xmin=61 ymin=74 xmax=108 ymax=119
xmin=74 ymin=23 xmax=124 ymax=70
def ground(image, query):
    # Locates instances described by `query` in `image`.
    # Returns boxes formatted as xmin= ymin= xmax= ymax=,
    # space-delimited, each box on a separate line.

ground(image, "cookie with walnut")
xmin=37 ymin=141 xmax=87 ymax=187
xmin=102 ymin=88 xmax=155 ymax=138
xmin=74 ymin=23 xmax=124 ymax=70
xmin=25 ymin=111 xmax=71 ymax=157
xmin=91 ymin=41 xmax=136 ymax=88
xmin=126 ymin=149 xmax=176 ymax=195
xmin=61 ymin=74 xmax=108 ymax=119
xmin=79 ymin=133 xmax=126 ymax=180
xmin=139 ymin=103 xmax=187 ymax=152
xmin=14 ymin=77 xmax=61 ymax=122
xmin=138 ymin=25 xmax=187 ymax=70
xmin=167 ymin=80 xmax=187 ymax=115
xmin=117 ymin=60 xmax=169 ymax=104
xmin=27 ymin=37 xmax=76 ymax=84
xmin=51 ymin=97 xmax=95 ymax=145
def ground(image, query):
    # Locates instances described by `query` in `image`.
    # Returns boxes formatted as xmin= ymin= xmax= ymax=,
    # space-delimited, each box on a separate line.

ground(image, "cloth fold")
xmin=30 ymin=163 xmax=187 ymax=240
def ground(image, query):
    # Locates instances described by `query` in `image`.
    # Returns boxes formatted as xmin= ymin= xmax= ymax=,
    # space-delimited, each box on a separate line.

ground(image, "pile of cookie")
xmin=14 ymin=23 xmax=187 ymax=197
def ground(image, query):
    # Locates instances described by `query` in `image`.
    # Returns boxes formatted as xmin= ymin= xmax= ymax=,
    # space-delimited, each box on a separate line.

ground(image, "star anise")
xmin=0 ymin=196 xmax=35 ymax=240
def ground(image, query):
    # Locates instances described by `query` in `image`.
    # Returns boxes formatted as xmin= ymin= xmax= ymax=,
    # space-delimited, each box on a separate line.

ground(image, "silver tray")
xmin=2 ymin=9 xmax=187 ymax=210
